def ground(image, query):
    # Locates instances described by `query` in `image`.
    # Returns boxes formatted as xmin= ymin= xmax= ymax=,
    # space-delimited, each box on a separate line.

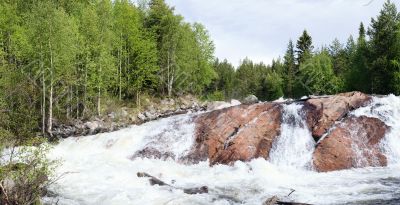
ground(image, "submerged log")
xmin=137 ymin=172 xmax=208 ymax=195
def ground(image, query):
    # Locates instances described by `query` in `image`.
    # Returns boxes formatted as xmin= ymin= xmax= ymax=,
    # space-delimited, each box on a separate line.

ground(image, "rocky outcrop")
xmin=303 ymin=91 xmax=371 ymax=140
xmin=184 ymin=102 xmax=281 ymax=165
xmin=313 ymin=116 xmax=388 ymax=172
xmin=185 ymin=91 xmax=388 ymax=171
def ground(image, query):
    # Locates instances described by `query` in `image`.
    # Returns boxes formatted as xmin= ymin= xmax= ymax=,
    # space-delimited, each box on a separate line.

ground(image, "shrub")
xmin=0 ymin=138 xmax=56 ymax=205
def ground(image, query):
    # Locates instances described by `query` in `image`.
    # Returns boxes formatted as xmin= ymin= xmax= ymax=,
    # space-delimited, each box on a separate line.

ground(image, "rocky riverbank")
xmin=52 ymin=95 xmax=242 ymax=138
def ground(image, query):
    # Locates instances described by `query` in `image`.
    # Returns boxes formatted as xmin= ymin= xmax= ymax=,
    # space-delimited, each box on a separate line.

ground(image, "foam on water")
xmin=269 ymin=103 xmax=315 ymax=169
xmin=352 ymin=95 xmax=400 ymax=165
xmin=44 ymin=96 xmax=400 ymax=205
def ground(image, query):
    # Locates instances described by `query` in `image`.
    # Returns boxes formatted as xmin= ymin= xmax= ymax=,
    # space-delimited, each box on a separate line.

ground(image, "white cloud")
xmin=166 ymin=0 xmax=399 ymax=67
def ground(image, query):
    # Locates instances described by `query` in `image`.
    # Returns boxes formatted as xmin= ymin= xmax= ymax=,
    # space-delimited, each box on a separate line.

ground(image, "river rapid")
xmin=43 ymin=95 xmax=400 ymax=205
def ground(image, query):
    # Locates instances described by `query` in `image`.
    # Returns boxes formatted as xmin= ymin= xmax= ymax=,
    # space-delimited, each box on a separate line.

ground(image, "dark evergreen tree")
xmin=296 ymin=30 xmax=314 ymax=65
xmin=283 ymin=40 xmax=296 ymax=98
xmin=368 ymin=0 xmax=400 ymax=94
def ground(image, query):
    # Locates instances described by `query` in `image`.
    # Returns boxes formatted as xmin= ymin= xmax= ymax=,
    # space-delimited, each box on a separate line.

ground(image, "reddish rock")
xmin=313 ymin=116 xmax=388 ymax=172
xmin=185 ymin=103 xmax=281 ymax=165
xmin=304 ymin=91 xmax=371 ymax=140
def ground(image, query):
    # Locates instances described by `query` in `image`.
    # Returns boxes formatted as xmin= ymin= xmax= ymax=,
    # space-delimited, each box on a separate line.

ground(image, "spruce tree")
xmin=296 ymin=30 xmax=314 ymax=65
xmin=368 ymin=0 xmax=400 ymax=94
xmin=283 ymin=40 xmax=296 ymax=98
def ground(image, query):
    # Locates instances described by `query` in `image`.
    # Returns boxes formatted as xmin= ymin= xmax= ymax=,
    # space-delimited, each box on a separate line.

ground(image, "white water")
xmin=269 ymin=104 xmax=315 ymax=169
xmin=44 ymin=96 xmax=400 ymax=205
xmin=352 ymin=95 xmax=400 ymax=165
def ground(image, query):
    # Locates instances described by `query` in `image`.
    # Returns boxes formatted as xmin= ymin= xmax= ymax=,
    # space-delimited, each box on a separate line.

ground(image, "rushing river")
xmin=43 ymin=95 xmax=400 ymax=205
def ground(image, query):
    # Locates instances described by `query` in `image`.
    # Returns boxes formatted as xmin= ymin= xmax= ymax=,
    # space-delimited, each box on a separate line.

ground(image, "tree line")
xmin=1 ymin=0 xmax=400 ymax=141
xmin=210 ymin=0 xmax=400 ymax=101
xmin=0 ymin=0 xmax=216 ymax=141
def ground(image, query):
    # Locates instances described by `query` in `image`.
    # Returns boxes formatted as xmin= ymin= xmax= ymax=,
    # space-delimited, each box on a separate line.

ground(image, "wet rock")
xmin=186 ymin=102 xmax=281 ymax=165
xmin=108 ymin=112 xmax=116 ymax=119
xmin=144 ymin=111 xmax=157 ymax=121
xmin=137 ymin=113 xmax=146 ymax=121
xmin=183 ymin=186 xmax=208 ymax=194
xmin=242 ymin=95 xmax=259 ymax=104
xmin=313 ymin=116 xmax=388 ymax=172
xmin=84 ymin=121 xmax=99 ymax=131
xmin=304 ymin=91 xmax=372 ymax=140
xmin=137 ymin=172 xmax=208 ymax=195
xmin=132 ymin=147 xmax=176 ymax=160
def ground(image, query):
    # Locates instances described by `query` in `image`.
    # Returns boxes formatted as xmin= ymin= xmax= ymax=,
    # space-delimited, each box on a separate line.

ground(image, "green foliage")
xmin=367 ymin=0 xmax=400 ymax=94
xmin=0 ymin=0 xmax=217 ymax=138
xmin=209 ymin=59 xmax=236 ymax=99
xmin=205 ymin=90 xmax=225 ymax=101
xmin=0 ymin=144 xmax=57 ymax=205
xmin=264 ymin=72 xmax=284 ymax=101
xmin=299 ymin=50 xmax=342 ymax=95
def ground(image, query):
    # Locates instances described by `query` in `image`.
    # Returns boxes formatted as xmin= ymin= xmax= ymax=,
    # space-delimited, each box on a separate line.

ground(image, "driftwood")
xmin=263 ymin=196 xmax=312 ymax=205
xmin=137 ymin=172 xmax=311 ymax=204
xmin=263 ymin=196 xmax=279 ymax=205
xmin=276 ymin=202 xmax=312 ymax=205
xmin=137 ymin=172 xmax=208 ymax=195
xmin=263 ymin=190 xmax=313 ymax=205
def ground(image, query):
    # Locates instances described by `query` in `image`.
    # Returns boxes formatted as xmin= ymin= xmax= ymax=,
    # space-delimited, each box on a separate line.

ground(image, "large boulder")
xmin=313 ymin=116 xmax=388 ymax=172
xmin=304 ymin=91 xmax=371 ymax=140
xmin=184 ymin=102 xmax=281 ymax=165
xmin=242 ymin=95 xmax=259 ymax=104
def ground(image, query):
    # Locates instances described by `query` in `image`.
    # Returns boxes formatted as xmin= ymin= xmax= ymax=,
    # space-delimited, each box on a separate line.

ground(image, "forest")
xmin=212 ymin=0 xmax=400 ymax=102
xmin=1 ymin=0 xmax=400 ymax=141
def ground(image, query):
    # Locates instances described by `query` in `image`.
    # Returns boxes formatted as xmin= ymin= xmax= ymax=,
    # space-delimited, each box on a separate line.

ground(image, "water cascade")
xmin=43 ymin=96 xmax=400 ymax=205
xmin=269 ymin=103 xmax=315 ymax=169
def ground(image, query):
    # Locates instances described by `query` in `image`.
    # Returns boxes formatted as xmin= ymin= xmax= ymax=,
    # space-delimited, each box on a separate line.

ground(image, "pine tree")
xmin=210 ymin=59 xmax=236 ymax=99
xmin=283 ymin=40 xmax=296 ymax=98
xmin=368 ymin=0 xmax=400 ymax=94
xmin=296 ymin=30 xmax=314 ymax=65
xmin=347 ymin=23 xmax=371 ymax=92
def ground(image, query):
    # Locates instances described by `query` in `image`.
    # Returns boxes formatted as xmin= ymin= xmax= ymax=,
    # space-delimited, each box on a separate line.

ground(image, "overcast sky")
xmin=165 ymin=0 xmax=399 ymax=67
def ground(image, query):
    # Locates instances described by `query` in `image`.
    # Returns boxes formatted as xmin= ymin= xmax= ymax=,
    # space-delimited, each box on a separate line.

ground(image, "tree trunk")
xmin=136 ymin=90 xmax=141 ymax=108
xmin=119 ymin=33 xmax=122 ymax=101
xmin=83 ymin=53 xmax=88 ymax=118
xmin=76 ymin=84 xmax=79 ymax=119
xmin=97 ymin=64 xmax=102 ymax=117
xmin=47 ymin=39 xmax=54 ymax=137
xmin=40 ymin=44 xmax=46 ymax=135
xmin=67 ymin=86 xmax=72 ymax=119
xmin=167 ymin=51 xmax=172 ymax=97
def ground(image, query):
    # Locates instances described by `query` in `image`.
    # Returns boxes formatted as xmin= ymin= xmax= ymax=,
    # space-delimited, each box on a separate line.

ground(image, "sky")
xmin=165 ymin=0 xmax=400 ymax=67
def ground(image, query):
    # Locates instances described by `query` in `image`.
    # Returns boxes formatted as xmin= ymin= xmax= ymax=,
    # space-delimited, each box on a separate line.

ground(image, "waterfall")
xmin=268 ymin=103 xmax=315 ymax=169
xmin=352 ymin=95 xmax=400 ymax=165
xmin=43 ymin=96 xmax=400 ymax=205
